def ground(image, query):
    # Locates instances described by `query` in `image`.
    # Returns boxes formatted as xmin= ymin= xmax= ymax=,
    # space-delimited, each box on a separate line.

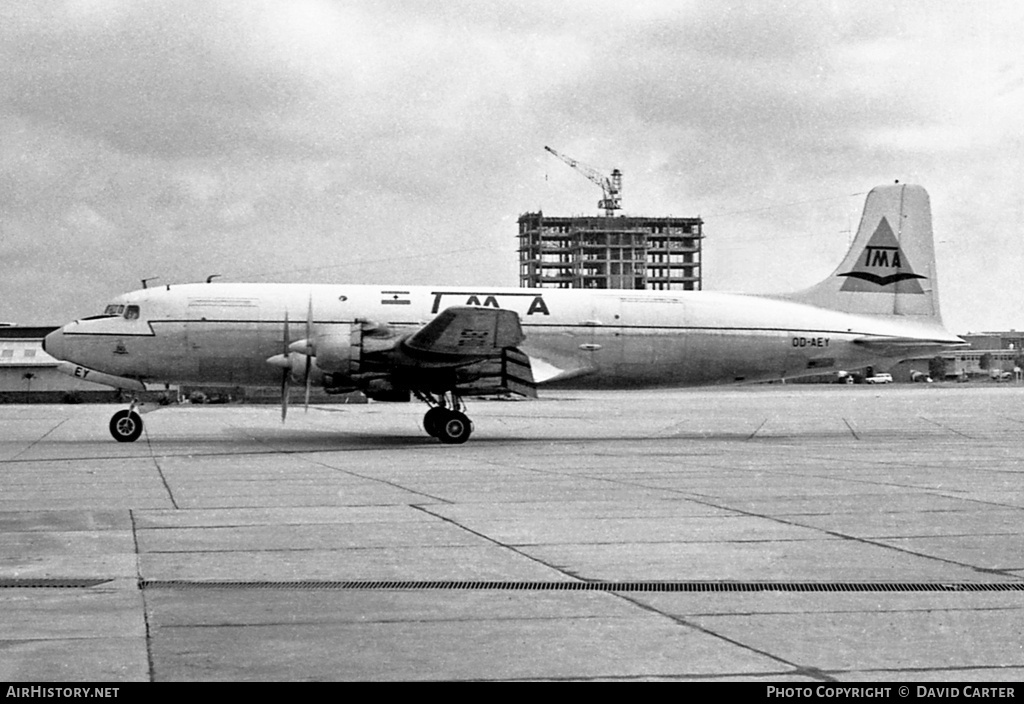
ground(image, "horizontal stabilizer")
xmin=852 ymin=335 xmax=968 ymax=352
xmin=405 ymin=306 xmax=525 ymax=356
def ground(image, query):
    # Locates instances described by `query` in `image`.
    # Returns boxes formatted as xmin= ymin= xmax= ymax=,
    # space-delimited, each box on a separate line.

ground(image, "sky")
xmin=1 ymin=0 xmax=1021 ymax=333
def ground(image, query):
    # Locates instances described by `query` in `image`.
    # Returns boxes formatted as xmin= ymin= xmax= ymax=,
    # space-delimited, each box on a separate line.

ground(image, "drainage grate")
xmin=138 ymin=579 xmax=1024 ymax=593
xmin=0 ymin=578 xmax=112 ymax=588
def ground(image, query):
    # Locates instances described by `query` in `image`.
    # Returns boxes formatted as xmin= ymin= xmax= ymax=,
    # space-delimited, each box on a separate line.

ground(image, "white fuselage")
xmin=45 ymin=282 xmax=962 ymax=390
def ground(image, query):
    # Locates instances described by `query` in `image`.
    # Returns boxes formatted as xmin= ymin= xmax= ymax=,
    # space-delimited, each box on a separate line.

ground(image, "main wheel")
xmin=109 ymin=410 xmax=143 ymax=443
xmin=423 ymin=407 xmax=449 ymax=438
xmin=436 ymin=411 xmax=472 ymax=445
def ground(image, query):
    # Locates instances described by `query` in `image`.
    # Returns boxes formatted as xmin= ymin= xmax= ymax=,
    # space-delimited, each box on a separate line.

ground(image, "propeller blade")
xmin=281 ymin=311 xmax=290 ymax=422
xmin=281 ymin=369 xmax=290 ymax=422
xmin=304 ymin=354 xmax=312 ymax=412
xmin=304 ymin=295 xmax=313 ymax=412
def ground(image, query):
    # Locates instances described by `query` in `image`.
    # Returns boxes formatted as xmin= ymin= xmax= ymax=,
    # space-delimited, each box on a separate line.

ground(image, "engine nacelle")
xmin=312 ymin=325 xmax=358 ymax=373
xmin=311 ymin=322 xmax=401 ymax=377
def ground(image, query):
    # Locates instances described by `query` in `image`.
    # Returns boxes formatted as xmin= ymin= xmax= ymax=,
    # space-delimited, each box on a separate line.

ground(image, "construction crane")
xmin=544 ymin=146 xmax=622 ymax=216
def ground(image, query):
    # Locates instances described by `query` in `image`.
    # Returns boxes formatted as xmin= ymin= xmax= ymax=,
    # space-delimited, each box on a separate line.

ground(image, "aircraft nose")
xmin=43 ymin=328 xmax=65 ymax=360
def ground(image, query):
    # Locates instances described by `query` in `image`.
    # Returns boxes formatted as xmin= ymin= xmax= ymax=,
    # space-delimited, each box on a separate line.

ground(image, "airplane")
xmin=43 ymin=183 xmax=966 ymax=444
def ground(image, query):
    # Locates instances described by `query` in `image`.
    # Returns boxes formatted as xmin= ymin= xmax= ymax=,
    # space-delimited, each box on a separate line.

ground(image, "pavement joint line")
xmin=230 ymin=426 xmax=455 ymax=505
xmin=523 ymin=467 xmax=1024 ymax=582
xmin=842 ymin=417 xmax=860 ymax=440
xmin=471 ymin=459 xmax=1024 ymax=537
xmin=747 ymin=419 xmax=768 ymax=440
xmin=827 ymin=664 xmax=1024 ymax=678
xmin=918 ymin=415 xmax=974 ymax=439
xmin=668 ymin=459 xmax=1024 ymax=508
xmin=589 ymin=588 xmax=839 ymax=681
xmin=144 ymin=429 xmax=179 ymax=510
xmin=8 ymin=417 xmax=69 ymax=461
xmin=130 ymin=508 xmax=157 ymax=683
xmin=409 ymin=504 xmax=592 ymax=582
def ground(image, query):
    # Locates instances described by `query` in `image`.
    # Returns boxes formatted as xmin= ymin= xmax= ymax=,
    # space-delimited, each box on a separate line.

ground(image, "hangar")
xmin=0 ymin=325 xmax=115 ymax=402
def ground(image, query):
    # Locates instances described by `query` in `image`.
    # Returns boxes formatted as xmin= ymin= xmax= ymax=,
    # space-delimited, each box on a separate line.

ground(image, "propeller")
xmin=270 ymin=296 xmax=317 ymax=421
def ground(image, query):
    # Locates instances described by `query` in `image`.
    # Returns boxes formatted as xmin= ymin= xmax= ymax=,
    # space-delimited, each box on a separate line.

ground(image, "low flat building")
xmin=889 ymin=331 xmax=1024 ymax=382
xmin=0 ymin=326 xmax=118 ymax=401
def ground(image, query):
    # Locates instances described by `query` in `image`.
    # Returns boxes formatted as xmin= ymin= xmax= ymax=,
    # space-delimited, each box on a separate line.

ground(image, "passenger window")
xmin=124 ymin=305 xmax=140 ymax=320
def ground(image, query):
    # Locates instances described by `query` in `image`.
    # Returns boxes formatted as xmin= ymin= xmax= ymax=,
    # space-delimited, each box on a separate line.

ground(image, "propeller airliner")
xmin=43 ymin=183 xmax=966 ymax=444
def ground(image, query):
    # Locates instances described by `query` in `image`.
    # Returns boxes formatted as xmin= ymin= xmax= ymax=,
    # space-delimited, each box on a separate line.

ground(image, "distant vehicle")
xmin=836 ymin=370 xmax=867 ymax=384
xmin=909 ymin=370 xmax=933 ymax=383
xmin=865 ymin=373 xmax=893 ymax=384
xmin=990 ymin=370 xmax=1012 ymax=381
xmin=836 ymin=371 xmax=856 ymax=384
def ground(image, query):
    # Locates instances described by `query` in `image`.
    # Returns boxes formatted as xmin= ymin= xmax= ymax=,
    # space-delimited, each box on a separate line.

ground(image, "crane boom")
xmin=544 ymin=146 xmax=622 ymax=216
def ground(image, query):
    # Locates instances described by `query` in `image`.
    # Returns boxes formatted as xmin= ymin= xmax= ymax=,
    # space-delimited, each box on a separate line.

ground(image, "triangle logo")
xmin=838 ymin=217 xmax=926 ymax=293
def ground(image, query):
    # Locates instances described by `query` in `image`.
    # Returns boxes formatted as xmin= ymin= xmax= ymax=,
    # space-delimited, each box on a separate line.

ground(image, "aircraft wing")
xmin=404 ymin=306 xmax=525 ymax=356
xmin=399 ymin=306 xmax=536 ymax=398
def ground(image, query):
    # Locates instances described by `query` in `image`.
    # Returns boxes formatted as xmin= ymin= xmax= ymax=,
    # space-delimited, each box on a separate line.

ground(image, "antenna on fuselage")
xmin=141 ymin=277 xmax=160 ymax=289
xmin=206 ymin=274 xmax=221 ymax=283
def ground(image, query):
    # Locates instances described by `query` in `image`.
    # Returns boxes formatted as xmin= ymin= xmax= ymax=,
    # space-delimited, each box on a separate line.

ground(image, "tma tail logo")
xmin=838 ymin=217 xmax=926 ymax=293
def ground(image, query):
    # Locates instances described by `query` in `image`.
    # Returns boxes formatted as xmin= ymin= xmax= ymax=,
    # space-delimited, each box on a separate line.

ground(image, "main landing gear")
xmin=416 ymin=391 xmax=473 ymax=444
xmin=109 ymin=406 xmax=144 ymax=443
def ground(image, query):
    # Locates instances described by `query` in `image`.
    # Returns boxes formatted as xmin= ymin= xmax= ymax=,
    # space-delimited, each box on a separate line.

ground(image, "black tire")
xmin=423 ymin=407 xmax=448 ymax=438
xmin=437 ymin=411 xmax=472 ymax=445
xmin=109 ymin=410 xmax=143 ymax=443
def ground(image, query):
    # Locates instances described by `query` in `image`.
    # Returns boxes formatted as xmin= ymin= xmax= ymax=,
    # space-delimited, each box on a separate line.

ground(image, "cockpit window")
xmin=124 ymin=305 xmax=140 ymax=320
xmin=103 ymin=304 xmax=125 ymax=316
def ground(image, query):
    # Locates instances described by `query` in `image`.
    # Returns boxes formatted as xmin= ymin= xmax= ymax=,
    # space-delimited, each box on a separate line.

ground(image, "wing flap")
xmin=452 ymin=347 xmax=538 ymax=399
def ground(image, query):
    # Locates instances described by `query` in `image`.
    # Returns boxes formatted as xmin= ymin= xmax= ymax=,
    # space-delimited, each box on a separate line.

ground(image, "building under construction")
xmin=521 ymin=147 xmax=703 ymax=290
xmin=518 ymin=213 xmax=703 ymax=290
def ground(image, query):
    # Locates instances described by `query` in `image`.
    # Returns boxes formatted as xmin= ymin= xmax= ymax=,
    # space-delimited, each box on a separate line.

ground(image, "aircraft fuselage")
xmin=45 ymin=282 xmax=960 ymax=390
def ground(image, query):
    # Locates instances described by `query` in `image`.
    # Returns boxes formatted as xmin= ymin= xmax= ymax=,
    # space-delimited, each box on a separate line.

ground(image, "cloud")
xmin=0 ymin=1 xmax=1021 ymax=332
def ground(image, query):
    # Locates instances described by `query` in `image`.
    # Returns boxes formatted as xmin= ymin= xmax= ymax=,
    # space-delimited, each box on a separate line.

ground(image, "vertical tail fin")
xmin=784 ymin=184 xmax=943 ymax=320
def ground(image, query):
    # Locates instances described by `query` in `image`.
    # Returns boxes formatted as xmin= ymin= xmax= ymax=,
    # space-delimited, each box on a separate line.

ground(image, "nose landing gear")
xmin=109 ymin=407 xmax=144 ymax=443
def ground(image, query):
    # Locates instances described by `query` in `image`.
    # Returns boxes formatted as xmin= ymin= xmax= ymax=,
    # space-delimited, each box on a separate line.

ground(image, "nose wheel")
xmin=109 ymin=409 xmax=144 ymax=443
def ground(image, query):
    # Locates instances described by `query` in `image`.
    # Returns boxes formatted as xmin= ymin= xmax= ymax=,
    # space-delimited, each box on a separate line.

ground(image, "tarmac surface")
xmin=1 ymin=384 xmax=1023 ymax=682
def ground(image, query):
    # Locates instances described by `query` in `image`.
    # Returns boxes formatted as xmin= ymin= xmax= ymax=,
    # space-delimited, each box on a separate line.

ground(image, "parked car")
xmin=990 ymin=370 xmax=1012 ymax=381
xmin=909 ymin=370 xmax=933 ymax=383
xmin=836 ymin=371 xmax=864 ymax=384
xmin=865 ymin=373 xmax=893 ymax=384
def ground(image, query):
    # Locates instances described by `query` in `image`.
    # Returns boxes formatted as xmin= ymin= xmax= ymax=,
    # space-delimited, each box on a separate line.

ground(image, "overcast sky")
xmin=1 ymin=0 xmax=1021 ymax=333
